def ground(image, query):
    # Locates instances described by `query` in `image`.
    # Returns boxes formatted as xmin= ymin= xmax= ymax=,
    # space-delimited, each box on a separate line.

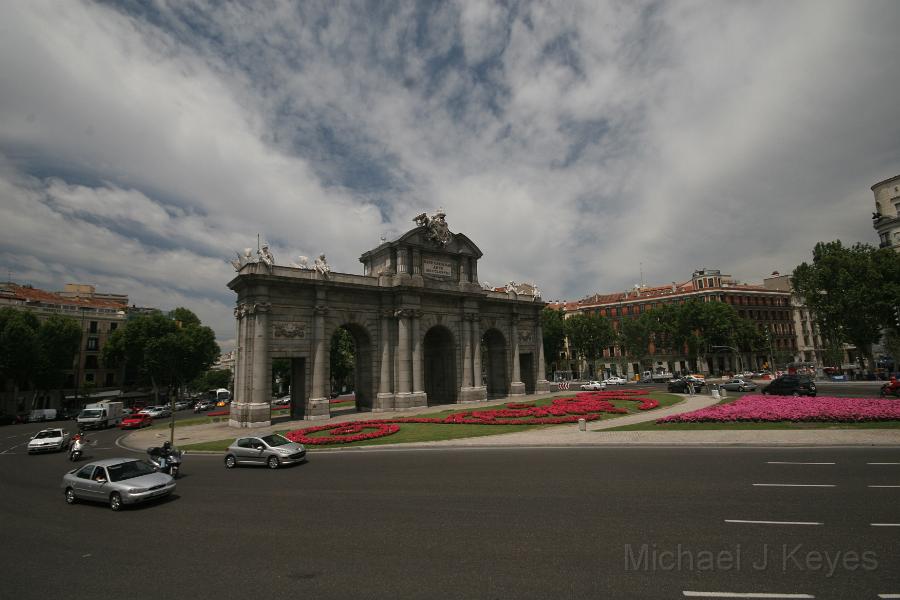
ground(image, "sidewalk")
xmin=121 ymin=390 xmax=900 ymax=452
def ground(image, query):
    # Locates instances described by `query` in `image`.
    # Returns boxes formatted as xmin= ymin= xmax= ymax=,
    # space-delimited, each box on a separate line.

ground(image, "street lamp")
xmin=711 ymin=345 xmax=742 ymax=375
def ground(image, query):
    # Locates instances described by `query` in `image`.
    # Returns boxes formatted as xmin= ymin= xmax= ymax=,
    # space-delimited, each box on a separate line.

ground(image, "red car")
xmin=119 ymin=414 xmax=153 ymax=429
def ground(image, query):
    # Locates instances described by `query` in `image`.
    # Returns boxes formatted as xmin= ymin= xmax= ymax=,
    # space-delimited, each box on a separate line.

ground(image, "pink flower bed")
xmin=658 ymin=394 xmax=900 ymax=424
xmin=285 ymin=389 xmax=660 ymax=445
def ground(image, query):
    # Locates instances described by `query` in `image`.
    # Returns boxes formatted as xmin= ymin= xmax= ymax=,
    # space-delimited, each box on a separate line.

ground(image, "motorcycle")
xmin=69 ymin=438 xmax=85 ymax=462
xmin=879 ymin=382 xmax=900 ymax=398
xmin=147 ymin=446 xmax=183 ymax=478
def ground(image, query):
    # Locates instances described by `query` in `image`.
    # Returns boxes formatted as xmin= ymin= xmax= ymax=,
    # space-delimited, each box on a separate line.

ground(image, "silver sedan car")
xmin=61 ymin=458 xmax=176 ymax=511
xmin=719 ymin=378 xmax=758 ymax=392
xmin=224 ymin=434 xmax=307 ymax=469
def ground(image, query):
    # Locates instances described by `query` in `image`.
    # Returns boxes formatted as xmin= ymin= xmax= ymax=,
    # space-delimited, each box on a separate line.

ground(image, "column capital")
xmin=245 ymin=302 xmax=272 ymax=315
xmin=394 ymin=308 xmax=412 ymax=319
xmin=314 ymin=305 xmax=329 ymax=316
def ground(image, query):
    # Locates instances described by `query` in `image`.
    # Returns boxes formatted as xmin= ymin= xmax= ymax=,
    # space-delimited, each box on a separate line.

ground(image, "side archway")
xmin=423 ymin=325 xmax=457 ymax=406
xmin=482 ymin=328 xmax=508 ymax=399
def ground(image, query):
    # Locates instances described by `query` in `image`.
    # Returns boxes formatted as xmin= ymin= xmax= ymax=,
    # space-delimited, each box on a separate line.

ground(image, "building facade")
xmin=872 ymin=173 xmax=900 ymax=252
xmin=550 ymin=269 xmax=797 ymax=379
xmin=0 ymin=283 xmax=128 ymax=414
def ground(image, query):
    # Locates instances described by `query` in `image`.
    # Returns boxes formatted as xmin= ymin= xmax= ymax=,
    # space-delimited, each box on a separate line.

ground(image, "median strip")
xmin=725 ymin=520 xmax=822 ymax=526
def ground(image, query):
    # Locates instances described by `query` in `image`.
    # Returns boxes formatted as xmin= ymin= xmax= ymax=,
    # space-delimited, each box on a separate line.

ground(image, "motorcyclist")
xmin=70 ymin=433 xmax=85 ymax=459
xmin=889 ymin=376 xmax=900 ymax=393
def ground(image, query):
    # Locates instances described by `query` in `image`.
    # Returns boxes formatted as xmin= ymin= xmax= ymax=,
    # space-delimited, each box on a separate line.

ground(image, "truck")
xmin=642 ymin=370 xmax=674 ymax=383
xmin=77 ymin=401 xmax=124 ymax=430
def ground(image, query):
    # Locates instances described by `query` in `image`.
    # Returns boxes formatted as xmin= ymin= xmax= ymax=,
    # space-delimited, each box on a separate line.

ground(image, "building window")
xmin=84 ymin=355 xmax=99 ymax=369
xmin=85 ymin=373 xmax=94 ymax=383
xmin=110 ymin=322 xmax=117 ymax=332
xmin=86 ymin=337 xmax=99 ymax=351
xmin=105 ymin=373 xmax=115 ymax=386
xmin=90 ymin=321 xmax=98 ymax=333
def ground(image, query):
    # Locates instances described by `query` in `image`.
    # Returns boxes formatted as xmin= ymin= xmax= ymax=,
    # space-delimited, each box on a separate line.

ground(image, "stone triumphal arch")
xmin=227 ymin=212 xmax=550 ymax=428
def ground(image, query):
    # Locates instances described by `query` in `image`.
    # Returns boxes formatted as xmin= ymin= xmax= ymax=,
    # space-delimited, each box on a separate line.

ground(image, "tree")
xmin=793 ymin=241 xmax=900 ymax=369
xmin=619 ymin=313 xmax=652 ymax=373
xmin=564 ymin=312 xmax=615 ymax=375
xmin=103 ymin=308 xmax=219 ymax=402
xmin=0 ymin=308 xmax=40 ymax=409
xmin=541 ymin=308 xmax=566 ymax=372
xmin=34 ymin=314 xmax=81 ymax=394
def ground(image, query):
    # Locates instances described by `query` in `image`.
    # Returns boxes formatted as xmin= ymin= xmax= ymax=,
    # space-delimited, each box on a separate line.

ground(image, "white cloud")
xmin=0 ymin=0 xmax=898 ymax=349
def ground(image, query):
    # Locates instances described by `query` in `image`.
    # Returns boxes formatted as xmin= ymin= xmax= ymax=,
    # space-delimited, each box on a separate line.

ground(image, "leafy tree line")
xmin=0 ymin=307 xmax=82 ymax=409
xmin=542 ymin=299 xmax=767 ymax=376
xmin=102 ymin=307 xmax=220 ymax=403
xmin=792 ymin=240 xmax=900 ymax=370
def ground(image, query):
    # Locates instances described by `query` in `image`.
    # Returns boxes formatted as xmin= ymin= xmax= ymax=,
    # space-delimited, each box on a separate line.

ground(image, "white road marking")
xmin=868 ymin=485 xmax=900 ymax=488
xmin=878 ymin=594 xmax=900 ymax=598
xmin=683 ymin=592 xmax=814 ymax=598
xmin=752 ymin=484 xmax=835 ymax=487
xmin=766 ymin=461 xmax=834 ymax=465
xmin=868 ymin=462 xmax=900 ymax=465
xmin=725 ymin=520 xmax=822 ymax=526
xmin=871 ymin=523 xmax=900 ymax=527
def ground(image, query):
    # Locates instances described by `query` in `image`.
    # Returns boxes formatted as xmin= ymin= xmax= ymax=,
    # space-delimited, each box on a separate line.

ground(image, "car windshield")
xmin=262 ymin=434 xmax=291 ymax=447
xmin=106 ymin=460 xmax=157 ymax=482
xmin=35 ymin=430 xmax=61 ymax=439
xmin=80 ymin=409 xmax=102 ymax=418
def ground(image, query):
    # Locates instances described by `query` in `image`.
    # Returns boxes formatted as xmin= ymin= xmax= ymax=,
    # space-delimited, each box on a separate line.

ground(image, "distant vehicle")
xmin=224 ymin=434 xmax=307 ymax=469
xmin=77 ymin=401 xmax=124 ymax=430
xmin=174 ymin=401 xmax=192 ymax=411
xmin=580 ymin=381 xmax=606 ymax=391
xmin=0 ymin=413 xmax=16 ymax=426
xmin=642 ymin=370 xmax=674 ymax=382
xmin=28 ymin=408 xmax=58 ymax=422
xmin=761 ymin=375 xmax=816 ymax=397
xmin=603 ymin=376 xmax=628 ymax=386
xmin=194 ymin=400 xmax=217 ymax=412
xmin=61 ymin=458 xmax=176 ymax=511
xmin=719 ymin=378 xmax=758 ymax=392
xmin=207 ymin=388 xmax=231 ymax=404
xmin=119 ymin=414 xmax=153 ymax=429
xmin=272 ymin=396 xmax=291 ymax=406
xmin=667 ymin=378 xmax=706 ymax=393
xmin=144 ymin=406 xmax=171 ymax=418
xmin=28 ymin=428 xmax=71 ymax=453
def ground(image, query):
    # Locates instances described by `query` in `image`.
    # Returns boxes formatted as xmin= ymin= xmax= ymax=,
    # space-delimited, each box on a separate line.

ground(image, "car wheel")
xmin=739 ymin=386 xmax=746 ymax=392
xmin=267 ymin=456 xmax=280 ymax=469
xmin=65 ymin=488 xmax=76 ymax=505
xmin=109 ymin=492 xmax=122 ymax=511
xmin=225 ymin=455 xmax=237 ymax=469
xmin=792 ymin=391 xmax=800 ymax=397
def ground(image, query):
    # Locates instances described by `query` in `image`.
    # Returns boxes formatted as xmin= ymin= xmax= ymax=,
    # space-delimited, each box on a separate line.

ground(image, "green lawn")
xmin=180 ymin=391 xmax=682 ymax=452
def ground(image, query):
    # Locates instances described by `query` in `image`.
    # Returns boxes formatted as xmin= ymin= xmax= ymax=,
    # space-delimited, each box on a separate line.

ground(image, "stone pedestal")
xmin=509 ymin=381 xmax=526 ymax=396
xmin=228 ymin=402 xmax=271 ymax=428
xmin=373 ymin=392 xmax=395 ymax=412
xmin=408 ymin=391 xmax=427 ymax=408
xmin=305 ymin=397 xmax=330 ymax=420
xmin=535 ymin=379 xmax=551 ymax=393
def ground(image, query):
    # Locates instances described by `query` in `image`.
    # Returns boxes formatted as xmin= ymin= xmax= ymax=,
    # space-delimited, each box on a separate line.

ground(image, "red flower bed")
xmin=284 ymin=389 xmax=662 ymax=445
xmin=207 ymin=409 xmax=230 ymax=417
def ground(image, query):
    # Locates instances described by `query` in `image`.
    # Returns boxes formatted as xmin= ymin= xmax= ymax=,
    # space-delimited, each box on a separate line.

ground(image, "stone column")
xmin=228 ymin=304 xmax=246 ymax=428
xmin=230 ymin=301 xmax=272 ymax=428
xmin=471 ymin=315 xmax=486 ymax=401
xmin=375 ymin=310 xmax=394 ymax=412
xmin=409 ymin=310 xmax=426 ymax=407
xmin=535 ymin=317 xmax=550 ymax=393
xmin=394 ymin=309 xmax=411 ymax=408
xmin=509 ymin=315 xmax=525 ymax=396
xmin=461 ymin=315 xmax=473 ymax=389
xmin=307 ymin=304 xmax=330 ymax=420
xmin=412 ymin=248 xmax=421 ymax=276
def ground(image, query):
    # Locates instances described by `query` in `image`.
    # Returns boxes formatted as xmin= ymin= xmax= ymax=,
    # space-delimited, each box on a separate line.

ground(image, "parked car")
xmin=119 ymin=414 xmax=153 ymax=429
xmin=224 ymin=434 xmax=307 ymax=469
xmin=720 ymin=378 xmax=758 ymax=392
xmin=761 ymin=375 xmax=817 ymax=397
xmin=0 ymin=413 xmax=17 ymax=426
xmin=602 ymin=376 xmax=628 ymax=386
xmin=28 ymin=428 xmax=72 ymax=453
xmin=272 ymin=396 xmax=291 ymax=406
xmin=174 ymin=401 xmax=192 ymax=411
xmin=61 ymin=458 xmax=176 ymax=511
xmin=667 ymin=378 xmax=707 ymax=393
xmin=580 ymin=380 xmax=606 ymax=391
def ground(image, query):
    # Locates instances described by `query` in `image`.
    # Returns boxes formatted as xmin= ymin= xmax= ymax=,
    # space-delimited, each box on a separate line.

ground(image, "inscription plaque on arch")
xmin=423 ymin=258 xmax=453 ymax=278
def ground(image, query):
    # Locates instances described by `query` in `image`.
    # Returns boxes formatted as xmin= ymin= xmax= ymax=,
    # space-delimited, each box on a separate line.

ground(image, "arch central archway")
xmin=482 ymin=328 xmax=508 ymax=399
xmin=424 ymin=325 xmax=456 ymax=406
xmin=331 ymin=323 xmax=374 ymax=415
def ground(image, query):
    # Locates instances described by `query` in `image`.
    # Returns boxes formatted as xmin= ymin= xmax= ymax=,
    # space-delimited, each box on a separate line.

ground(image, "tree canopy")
xmin=792 ymin=240 xmax=900 ymax=366
xmin=540 ymin=307 xmax=566 ymax=368
xmin=563 ymin=312 xmax=615 ymax=363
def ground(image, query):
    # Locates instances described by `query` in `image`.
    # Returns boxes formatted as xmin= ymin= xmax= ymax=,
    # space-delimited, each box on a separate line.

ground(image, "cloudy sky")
xmin=1 ymin=0 xmax=899 ymax=350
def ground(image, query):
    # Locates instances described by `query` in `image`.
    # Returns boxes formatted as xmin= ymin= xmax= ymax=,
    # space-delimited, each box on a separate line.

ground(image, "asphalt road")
xmin=1 ymin=420 xmax=898 ymax=600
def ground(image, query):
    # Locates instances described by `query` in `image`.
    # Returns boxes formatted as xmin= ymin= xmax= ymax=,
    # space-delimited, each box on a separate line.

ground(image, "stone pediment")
xmin=393 ymin=227 xmax=483 ymax=258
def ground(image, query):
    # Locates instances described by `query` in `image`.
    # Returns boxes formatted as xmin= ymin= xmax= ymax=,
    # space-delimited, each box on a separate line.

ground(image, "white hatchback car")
xmin=603 ymin=376 xmax=628 ymax=385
